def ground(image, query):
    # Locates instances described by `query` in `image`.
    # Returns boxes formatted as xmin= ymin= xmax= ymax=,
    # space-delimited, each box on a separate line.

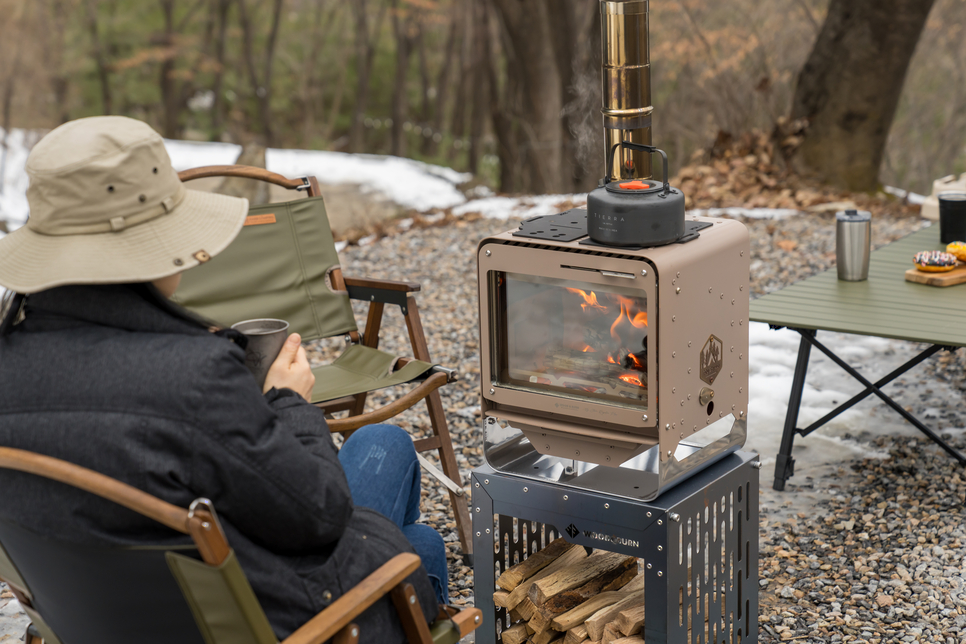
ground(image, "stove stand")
xmin=471 ymin=451 xmax=759 ymax=644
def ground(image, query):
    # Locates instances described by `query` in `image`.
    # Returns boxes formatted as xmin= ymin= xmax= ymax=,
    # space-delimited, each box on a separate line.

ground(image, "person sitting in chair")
xmin=0 ymin=116 xmax=448 ymax=641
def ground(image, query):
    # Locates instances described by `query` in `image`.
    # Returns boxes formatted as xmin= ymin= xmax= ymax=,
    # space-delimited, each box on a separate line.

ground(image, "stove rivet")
xmin=740 ymin=319 xmax=744 ymax=325
xmin=563 ymin=495 xmax=569 ymax=500
xmin=672 ymin=352 xmax=676 ymax=358
xmin=671 ymin=388 xmax=676 ymax=393
xmin=676 ymin=288 xmax=681 ymax=294
xmin=523 ymin=487 xmax=528 ymax=493
xmin=641 ymin=269 xmax=647 ymax=276
xmin=740 ymin=411 xmax=745 ymax=417
xmin=657 ymin=519 xmax=663 ymax=526
xmin=666 ymin=450 xmax=672 ymax=458
xmin=730 ymin=372 xmax=734 ymax=378
xmin=680 ymin=401 xmax=684 ymax=407
xmin=740 ymin=353 xmax=744 ymax=359
xmin=647 ymin=511 xmax=652 ymax=517
xmin=657 ymin=545 xmax=663 ymax=551
xmin=670 ymin=513 xmax=681 ymax=522
xmin=687 ymin=394 xmax=691 ymax=400
xmin=730 ymin=346 xmax=734 ymax=352
xmin=370 ymin=295 xmax=375 ymax=301
xmin=732 ymin=299 xmax=735 ymax=305
xmin=665 ymin=423 xmax=670 ymax=430
xmin=676 ymin=272 xmax=680 ymax=278
xmin=740 ymin=251 xmax=745 ymax=257
xmin=485 ymin=250 xmax=491 ymax=256
xmin=489 ymin=388 xmax=495 ymax=395
xmin=740 ymin=285 xmax=744 ymax=291
xmin=680 ymin=433 xmax=684 ymax=439
xmin=731 ymin=320 xmax=735 ymax=327
xmin=546 ymin=444 xmax=550 ymax=450
xmin=642 ymin=415 xmax=648 ymax=421
xmin=575 ymin=451 xmax=580 ymax=456
xmin=475 ymin=507 xmax=480 ymax=513
xmin=604 ymin=503 xmax=610 ymax=509
xmin=739 ymin=387 xmax=743 ymax=393
xmin=719 ymin=411 xmax=724 ymax=417
xmin=658 ymin=571 xmax=664 ymax=577
xmin=486 ymin=529 xmax=491 ymax=534
xmin=752 ymin=460 xmax=762 ymax=469
xmin=647 ymin=563 xmax=652 ymax=569
xmin=672 ymin=315 xmax=676 ymax=322
xmin=485 ymin=479 xmax=489 ymax=484
xmin=476 ymin=531 xmax=481 ymax=537
xmin=475 ymin=482 xmax=480 ymax=488
xmin=720 ymin=293 xmax=724 ymax=299
xmin=708 ymin=288 xmax=713 ymax=293
xmin=687 ymin=368 xmax=692 ymax=374
xmin=732 ymin=404 xmax=736 ymax=410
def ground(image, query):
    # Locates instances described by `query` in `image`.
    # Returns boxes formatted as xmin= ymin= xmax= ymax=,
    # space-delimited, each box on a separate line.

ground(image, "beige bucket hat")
xmin=0 ymin=116 xmax=249 ymax=294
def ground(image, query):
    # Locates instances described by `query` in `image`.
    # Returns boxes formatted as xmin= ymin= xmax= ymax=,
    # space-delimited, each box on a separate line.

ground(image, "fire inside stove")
xmin=497 ymin=272 xmax=650 ymax=409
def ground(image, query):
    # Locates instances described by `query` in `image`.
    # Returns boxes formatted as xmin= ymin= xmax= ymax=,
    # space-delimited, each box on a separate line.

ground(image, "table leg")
xmin=774 ymin=329 xmax=815 ymax=491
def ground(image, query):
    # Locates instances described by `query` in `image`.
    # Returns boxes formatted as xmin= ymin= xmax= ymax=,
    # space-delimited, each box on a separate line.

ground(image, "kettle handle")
xmin=606 ymin=142 xmax=670 ymax=196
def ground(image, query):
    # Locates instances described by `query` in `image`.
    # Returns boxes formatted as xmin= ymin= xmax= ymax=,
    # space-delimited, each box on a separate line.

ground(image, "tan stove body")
xmin=477 ymin=215 xmax=749 ymax=500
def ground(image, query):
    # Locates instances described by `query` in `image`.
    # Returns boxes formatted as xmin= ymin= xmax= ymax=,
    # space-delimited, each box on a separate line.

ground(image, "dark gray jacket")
xmin=0 ymin=284 xmax=437 ymax=639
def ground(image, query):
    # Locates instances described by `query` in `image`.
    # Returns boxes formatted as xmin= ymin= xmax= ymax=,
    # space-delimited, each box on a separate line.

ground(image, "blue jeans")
xmin=338 ymin=424 xmax=449 ymax=605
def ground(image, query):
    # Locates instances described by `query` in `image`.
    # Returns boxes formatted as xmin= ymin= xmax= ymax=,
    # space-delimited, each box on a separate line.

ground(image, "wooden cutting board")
xmin=905 ymin=264 xmax=966 ymax=287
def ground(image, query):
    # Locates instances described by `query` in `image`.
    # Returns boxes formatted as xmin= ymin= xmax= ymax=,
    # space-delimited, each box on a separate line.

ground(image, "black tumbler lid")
xmin=836 ymin=209 xmax=871 ymax=222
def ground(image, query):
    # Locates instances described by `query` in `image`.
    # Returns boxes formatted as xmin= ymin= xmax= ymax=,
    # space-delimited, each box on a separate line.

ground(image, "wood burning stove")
xmin=475 ymin=0 xmax=750 ymax=500
xmin=478 ymin=214 xmax=749 ymax=500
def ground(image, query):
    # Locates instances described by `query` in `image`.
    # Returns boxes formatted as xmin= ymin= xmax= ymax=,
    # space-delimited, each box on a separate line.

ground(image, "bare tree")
xmin=389 ymin=0 xmax=417 ymax=157
xmin=237 ymin=0 xmax=285 ymax=147
xmin=348 ymin=0 xmax=389 ymax=152
xmin=209 ymin=0 xmax=232 ymax=140
xmin=789 ymin=0 xmax=937 ymax=191
xmin=85 ymin=0 xmax=114 ymax=115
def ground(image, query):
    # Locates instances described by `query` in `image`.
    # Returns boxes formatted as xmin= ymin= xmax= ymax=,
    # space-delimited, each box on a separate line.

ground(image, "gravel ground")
xmin=4 ymin=208 xmax=964 ymax=642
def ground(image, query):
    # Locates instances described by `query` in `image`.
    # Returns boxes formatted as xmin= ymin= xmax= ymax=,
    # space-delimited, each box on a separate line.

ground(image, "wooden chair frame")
xmin=177 ymin=166 xmax=472 ymax=558
xmin=0 ymin=447 xmax=481 ymax=644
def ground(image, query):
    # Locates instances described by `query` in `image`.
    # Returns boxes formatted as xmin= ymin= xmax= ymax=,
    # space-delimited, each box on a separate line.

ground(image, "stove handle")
xmin=606 ymin=142 xmax=670 ymax=197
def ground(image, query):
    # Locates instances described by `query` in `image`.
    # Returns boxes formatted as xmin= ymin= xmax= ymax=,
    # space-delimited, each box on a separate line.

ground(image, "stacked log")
xmin=495 ymin=538 xmax=650 ymax=644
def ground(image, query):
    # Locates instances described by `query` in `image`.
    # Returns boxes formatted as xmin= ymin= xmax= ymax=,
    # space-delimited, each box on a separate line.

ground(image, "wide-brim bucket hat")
xmin=0 ymin=116 xmax=249 ymax=294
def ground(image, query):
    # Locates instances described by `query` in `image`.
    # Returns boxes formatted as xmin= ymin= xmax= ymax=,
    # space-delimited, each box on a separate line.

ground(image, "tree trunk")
xmin=237 ymin=0 xmax=284 ymax=147
xmin=428 ymin=7 xmax=458 ymax=157
xmin=209 ymin=0 xmax=231 ymax=140
xmin=489 ymin=0 xmax=564 ymax=194
xmin=790 ymin=0 xmax=937 ymax=191
xmin=349 ymin=0 xmax=388 ymax=153
xmin=85 ymin=0 xmax=113 ymax=115
xmin=159 ymin=0 xmax=179 ymax=138
xmin=390 ymin=0 xmax=412 ymax=157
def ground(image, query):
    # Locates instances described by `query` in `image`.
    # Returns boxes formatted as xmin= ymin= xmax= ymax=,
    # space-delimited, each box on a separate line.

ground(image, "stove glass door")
xmin=496 ymin=272 xmax=649 ymax=409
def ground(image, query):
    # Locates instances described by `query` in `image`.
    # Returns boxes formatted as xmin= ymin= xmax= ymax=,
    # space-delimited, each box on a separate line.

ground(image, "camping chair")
xmin=174 ymin=166 xmax=471 ymax=558
xmin=0 ymin=447 xmax=482 ymax=644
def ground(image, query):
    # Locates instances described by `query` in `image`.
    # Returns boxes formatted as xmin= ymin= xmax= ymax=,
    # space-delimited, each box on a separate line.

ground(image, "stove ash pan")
xmin=477 ymin=216 xmax=750 ymax=500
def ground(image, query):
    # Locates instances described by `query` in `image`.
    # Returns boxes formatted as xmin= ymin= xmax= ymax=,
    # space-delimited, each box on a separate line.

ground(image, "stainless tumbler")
xmin=836 ymin=209 xmax=871 ymax=281
xmin=231 ymin=318 xmax=290 ymax=387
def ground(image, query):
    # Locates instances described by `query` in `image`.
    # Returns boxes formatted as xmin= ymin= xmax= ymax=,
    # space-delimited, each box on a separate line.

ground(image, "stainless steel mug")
xmin=231 ymin=318 xmax=290 ymax=387
xmin=938 ymin=192 xmax=966 ymax=244
xmin=836 ymin=210 xmax=871 ymax=281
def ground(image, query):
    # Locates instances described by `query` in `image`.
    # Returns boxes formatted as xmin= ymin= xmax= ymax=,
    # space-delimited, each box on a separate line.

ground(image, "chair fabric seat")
xmin=311 ymin=344 xmax=434 ymax=404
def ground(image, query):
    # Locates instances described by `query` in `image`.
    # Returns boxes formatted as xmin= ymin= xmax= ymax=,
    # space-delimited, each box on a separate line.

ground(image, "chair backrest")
xmin=0 ymin=448 xmax=277 ymax=644
xmin=173 ymin=194 xmax=358 ymax=341
xmin=0 ymin=517 xmax=205 ymax=644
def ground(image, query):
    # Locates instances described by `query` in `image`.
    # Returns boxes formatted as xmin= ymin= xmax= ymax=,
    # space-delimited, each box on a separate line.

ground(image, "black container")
xmin=939 ymin=192 xmax=966 ymax=244
xmin=587 ymin=143 xmax=686 ymax=247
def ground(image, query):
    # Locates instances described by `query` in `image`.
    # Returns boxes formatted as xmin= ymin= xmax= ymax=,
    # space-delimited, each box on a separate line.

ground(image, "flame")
xmin=607 ymin=355 xmax=618 ymax=364
xmin=582 ymin=345 xmax=595 ymax=353
xmin=627 ymin=353 xmax=643 ymax=369
xmin=610 ymin=297 xmax=648 ymax=341
xmin=566 ymin=288 xmax=608 ymax=313
xmin=619 ymin=374 xmax=643 ymax=387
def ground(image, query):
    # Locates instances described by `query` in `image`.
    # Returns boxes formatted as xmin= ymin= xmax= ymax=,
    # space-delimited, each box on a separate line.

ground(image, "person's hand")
xmin=263 ymin=333 xmax=315 ymax=401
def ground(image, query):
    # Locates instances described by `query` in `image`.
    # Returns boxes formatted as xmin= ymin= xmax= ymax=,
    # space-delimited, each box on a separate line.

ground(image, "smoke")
xmin=563 ymin=65 xmax=605 ymax=187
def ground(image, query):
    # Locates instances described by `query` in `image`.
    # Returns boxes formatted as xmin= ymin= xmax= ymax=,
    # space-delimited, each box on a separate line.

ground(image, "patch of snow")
xmin=357 ymin=234 xmax=377 ymax=246
xmin=266 ymin=148 xmax=469 ymax=212
xmin=453 ymin=194 xmax=587 ymax=220
xmin=692 ymin=207 xmax=800 ymax=220
xmin=334 ymin=240 xmax=348 ymax=253
xmin=884 ymin=185 xmax=927 ymax=206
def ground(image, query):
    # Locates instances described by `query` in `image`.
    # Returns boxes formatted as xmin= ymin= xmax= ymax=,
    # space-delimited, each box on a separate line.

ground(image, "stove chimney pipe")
xmin=601 ymin=0 xmax=652 ymax=182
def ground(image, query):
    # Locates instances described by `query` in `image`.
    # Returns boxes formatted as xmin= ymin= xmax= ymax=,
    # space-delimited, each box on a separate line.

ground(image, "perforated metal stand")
xmin=471 ymin=451 xmax=759 ymax=644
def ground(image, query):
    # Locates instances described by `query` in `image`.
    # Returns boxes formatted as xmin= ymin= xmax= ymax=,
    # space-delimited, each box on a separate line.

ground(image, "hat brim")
xmin=0 ymin=189 xmax=249 ymax=294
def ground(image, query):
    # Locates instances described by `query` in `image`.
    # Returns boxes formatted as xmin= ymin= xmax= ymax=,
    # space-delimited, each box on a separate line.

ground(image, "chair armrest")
xmin=344 ymin=276 xmax=421 ymax=293
xmin=326 ymin=372 xmax=448 ymax=433
xmin=281 ymin=553 xmax=422 ymax=644
xmin=345 ymin=276 xmax=421 ymax=311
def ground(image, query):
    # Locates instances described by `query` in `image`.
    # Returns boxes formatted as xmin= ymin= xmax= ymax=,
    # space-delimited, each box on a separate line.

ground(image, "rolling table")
xmin=750 ymin=225 xmax=966 ymax=491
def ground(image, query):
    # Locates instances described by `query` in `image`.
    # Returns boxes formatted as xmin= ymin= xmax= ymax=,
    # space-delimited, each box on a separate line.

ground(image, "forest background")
xmin=0 ymin=0 xmax=964 ymax=198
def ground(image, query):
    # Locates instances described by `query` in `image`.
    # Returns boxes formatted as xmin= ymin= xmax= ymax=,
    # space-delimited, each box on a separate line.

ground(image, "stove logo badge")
xmin=700 ymin=334 xmax=723 ymax=385
xmin=566 ymin=524 xmax=580 ymax=539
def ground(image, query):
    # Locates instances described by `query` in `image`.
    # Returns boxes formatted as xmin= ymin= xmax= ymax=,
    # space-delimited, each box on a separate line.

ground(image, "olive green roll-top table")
xmin=750 ymin=225 xmax=966 ymax=491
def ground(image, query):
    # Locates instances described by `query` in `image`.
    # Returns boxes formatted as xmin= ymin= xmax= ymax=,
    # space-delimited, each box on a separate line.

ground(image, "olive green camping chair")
xmin=0 ymin=447 xmax=482 ymax=644
xmin=174 ymin=166 xmax=471 ymax=558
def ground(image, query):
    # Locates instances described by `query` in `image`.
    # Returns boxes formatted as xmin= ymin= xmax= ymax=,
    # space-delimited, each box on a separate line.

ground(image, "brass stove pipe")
xmin=601 ymin=0 xmax=653 ymax=182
